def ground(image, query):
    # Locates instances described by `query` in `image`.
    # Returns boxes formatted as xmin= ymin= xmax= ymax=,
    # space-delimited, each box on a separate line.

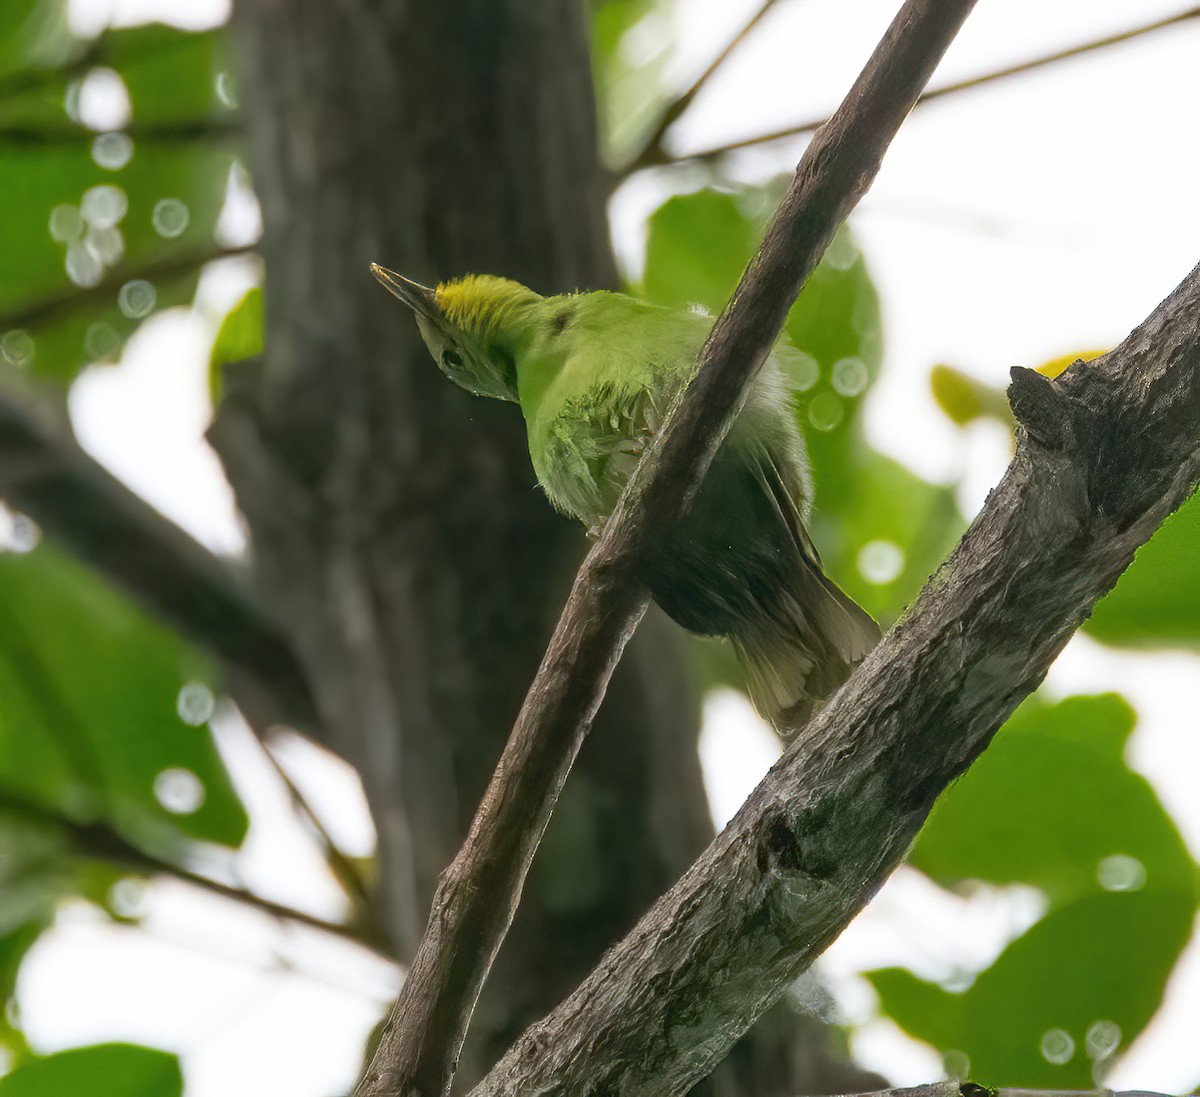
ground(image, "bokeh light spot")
xmin=66 ymin=240 xmax=104 ymax=287
xmin=118 ymin=279 xmax=157 ymax=319
xmin=1040 ymin=1028 xmax=1075 ymax=1065
xmin=832 ymin=356 xmax=869 ymax=397
xmin=76 ymin=66 xmax=131 ymax=130
xmin=176 ymin=681 xmax=216 ymax=726
xmin=153 ymin=768 xmax=205 ymax=815
xmin=84 ymin=322 xmax=122 ymax=361
xmin=152 ymin=197 xmax=190 ymax=238
xmin=92 ymin=131 xmax=134 ymax=170
xmin=1097 ymin=853 xmax=1146 ymax=892
xmin=49 ymin=204 xmax=84 ymax=243
xmin=807 ymin=392 xmax=844 ymax=432
xmin=776 ymin=345 xmax=820 ymax=391
xmin=81 ymin=184 xmax=128 ymax=228
xmin=1086 ymin=1019 xmax=1121 ymax=1061
xmin=0 ymin=330 xmax=34 ymax=368
xmin=858 ymin=539 xmax=905 ymax=584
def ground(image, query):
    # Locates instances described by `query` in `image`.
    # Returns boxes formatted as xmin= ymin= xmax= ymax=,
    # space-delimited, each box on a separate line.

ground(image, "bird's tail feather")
xmin=731 ymin=569 xmax=879 ymax=734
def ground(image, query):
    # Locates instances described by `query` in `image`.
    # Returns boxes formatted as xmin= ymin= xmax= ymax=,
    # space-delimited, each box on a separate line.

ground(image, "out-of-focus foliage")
xmin=0 ymin=543 xmax=248 ymax=1063
xmin=589 ymin=0 xmax=676 ymax=166
xmin=1086 ymin=491 xmax=1200 ymax=650
xmin=0 ymin=1043 xmax=182 ymax=1097
xmin=869 ymin=694 xmax=1198 ymax=1086
xmin=0 ymin=1 xmax=238 ymax=381
xmin=208 ymin=284 xmax=261 ymax=401
xmin=0 ymin=546 xmax=246 ymax=846
xmin=0 ymin=2 xmax=255 ymax=1071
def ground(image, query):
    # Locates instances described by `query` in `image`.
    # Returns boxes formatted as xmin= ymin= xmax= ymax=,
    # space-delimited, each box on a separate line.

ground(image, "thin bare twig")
xmin=627 ymin=0 xmax=784 ymax=171
xmin=0 ymin=243 xmax=257 ymax=334
xmin=0 ymin=784 xmax=388 ymax=955
xmin=633 ymin=5 xmax=1200 ymax=168
xmin=0 ymin=117 xmax=242 ymax=147
xmin=259 ymin=728 xmax=373 ymax=910
xmin=357 ymin=2 xmax=980 ymax=1095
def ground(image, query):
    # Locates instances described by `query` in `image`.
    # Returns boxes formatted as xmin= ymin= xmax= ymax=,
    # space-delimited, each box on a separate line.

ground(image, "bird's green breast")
xmin=511 ymin=293 xmax=711 ymax=524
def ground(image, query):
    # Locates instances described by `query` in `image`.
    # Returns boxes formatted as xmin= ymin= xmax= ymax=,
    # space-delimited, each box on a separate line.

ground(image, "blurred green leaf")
xmin=911 ymin=693 xmax=1196 ymax=906
xmin=0 ymin=0 xmax=72 ymax=78
xmin=1085 ymin=489 xmax=1200 ymax=651
xmin=872 ymin=693 xmax=1199 ymax=1085
xmin=870 ymin=890 xmax=1194 ymax=1088
xmin=0 ymin=21 xmax=240 ymax=382
xmin=0 ymin=1043 xmax=182 ymax=1097
xmin=813 ymin=448 xmax=960 ymax=622
xmin=208 ymin=285 xmax=261 ymax=402
xmin=641 ymin=188 xmax=758 ymax=313
xmin=0 ymin=546 xmax=248 ymax=848
xmin=102 ymin=25 xmax=230 ymax=123
xmin=930 ymin=363 xmax=1011 ymax=428
xmin=0 ymin=140 xmax=235 ymax=380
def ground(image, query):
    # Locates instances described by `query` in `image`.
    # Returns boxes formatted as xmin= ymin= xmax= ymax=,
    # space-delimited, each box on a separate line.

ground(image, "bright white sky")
xmin=20 ymin=0 xmax=1200 ymax=1094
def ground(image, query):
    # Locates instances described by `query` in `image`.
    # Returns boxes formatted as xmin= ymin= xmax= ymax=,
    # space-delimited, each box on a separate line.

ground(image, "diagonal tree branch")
xmin=470 ymin=267 xmax=1200 ymax=1094
xmin=633 ymin=5 xmax=1200 ymax=168
xmin=357 ymin=2 xmax=981 ymax=1095
xmin=0 ymin=397 xmax=317 ymax=732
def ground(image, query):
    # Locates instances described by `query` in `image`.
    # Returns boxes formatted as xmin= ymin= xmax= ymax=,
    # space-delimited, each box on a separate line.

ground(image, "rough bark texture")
xmin=472 ymin=267 xmax=1200 ymax=1095
xmin=220 ymin=0 xmax=865 ymax=1093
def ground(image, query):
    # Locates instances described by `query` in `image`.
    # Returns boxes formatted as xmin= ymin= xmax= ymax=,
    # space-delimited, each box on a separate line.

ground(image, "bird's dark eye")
xmin=441 ymin=349 xmax=463 ymax=370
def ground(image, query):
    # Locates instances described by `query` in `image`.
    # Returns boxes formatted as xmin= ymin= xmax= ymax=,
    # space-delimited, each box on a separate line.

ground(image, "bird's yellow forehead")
xmin=435 ymin=274 xmax=539 ymax=335
xmin=435 ymin=275 xmax=511 ymax=328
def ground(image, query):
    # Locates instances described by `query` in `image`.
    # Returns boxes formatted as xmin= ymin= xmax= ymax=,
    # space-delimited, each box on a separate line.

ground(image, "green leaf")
xmin=910 ymin=694 xmax=1196 ymax=907
xmin=806 ymin=446 xmax=960 ymax=624
xmin=101 ymin=25 xmax=230 ymax=124
xmin=590 ymin=0 xmax=674 ymax=166
xmin=0 ymin=139 xmax=235 ymax=380
xmin=208 ymin=285 xmax=261 ymax=401
xmin=0 ymin=23 xmax=239 ymax=381
xmin=1084 ymin=488 xmax=1200 ymax=651
xmin=0 ymin=1043 xmax=182 ymax=1097
xmin=874 ymin=694 xmax=1199 ymax=1085
xmin=0 ymin=546 xmax=248 ymax=848
xmin=641 ymin=188 xmax=759 ymax=313
xmin=869 ymin=890 xmax=1195 ymax=1088
xmin=0 ymin=0 xmax=72 ymax=78
xmin=930 ymin=363 xmax=1012 ymax=428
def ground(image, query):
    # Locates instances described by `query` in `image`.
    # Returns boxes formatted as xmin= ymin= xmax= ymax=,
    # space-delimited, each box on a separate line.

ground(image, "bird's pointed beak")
xmin=371 ymin=264 xmax=441 ymax=320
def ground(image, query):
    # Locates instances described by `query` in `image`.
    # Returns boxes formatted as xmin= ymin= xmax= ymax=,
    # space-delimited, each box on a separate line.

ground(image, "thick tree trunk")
xmin=218 ymin=0 xmax=875 ymax=1091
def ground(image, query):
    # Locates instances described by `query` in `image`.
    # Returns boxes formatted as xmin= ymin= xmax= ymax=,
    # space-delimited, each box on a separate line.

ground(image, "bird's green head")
xmin=371 ymin=265 xmax=540 ymax=403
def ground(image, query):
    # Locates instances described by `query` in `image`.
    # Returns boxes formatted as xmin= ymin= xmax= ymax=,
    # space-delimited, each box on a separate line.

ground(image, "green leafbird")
xmin=372 ymin=265 xmax=878 ymax=729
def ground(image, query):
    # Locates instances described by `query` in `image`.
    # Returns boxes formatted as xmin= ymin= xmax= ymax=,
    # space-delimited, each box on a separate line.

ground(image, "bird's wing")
xmin=752 ymin=448 xmax=880 ymax=665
